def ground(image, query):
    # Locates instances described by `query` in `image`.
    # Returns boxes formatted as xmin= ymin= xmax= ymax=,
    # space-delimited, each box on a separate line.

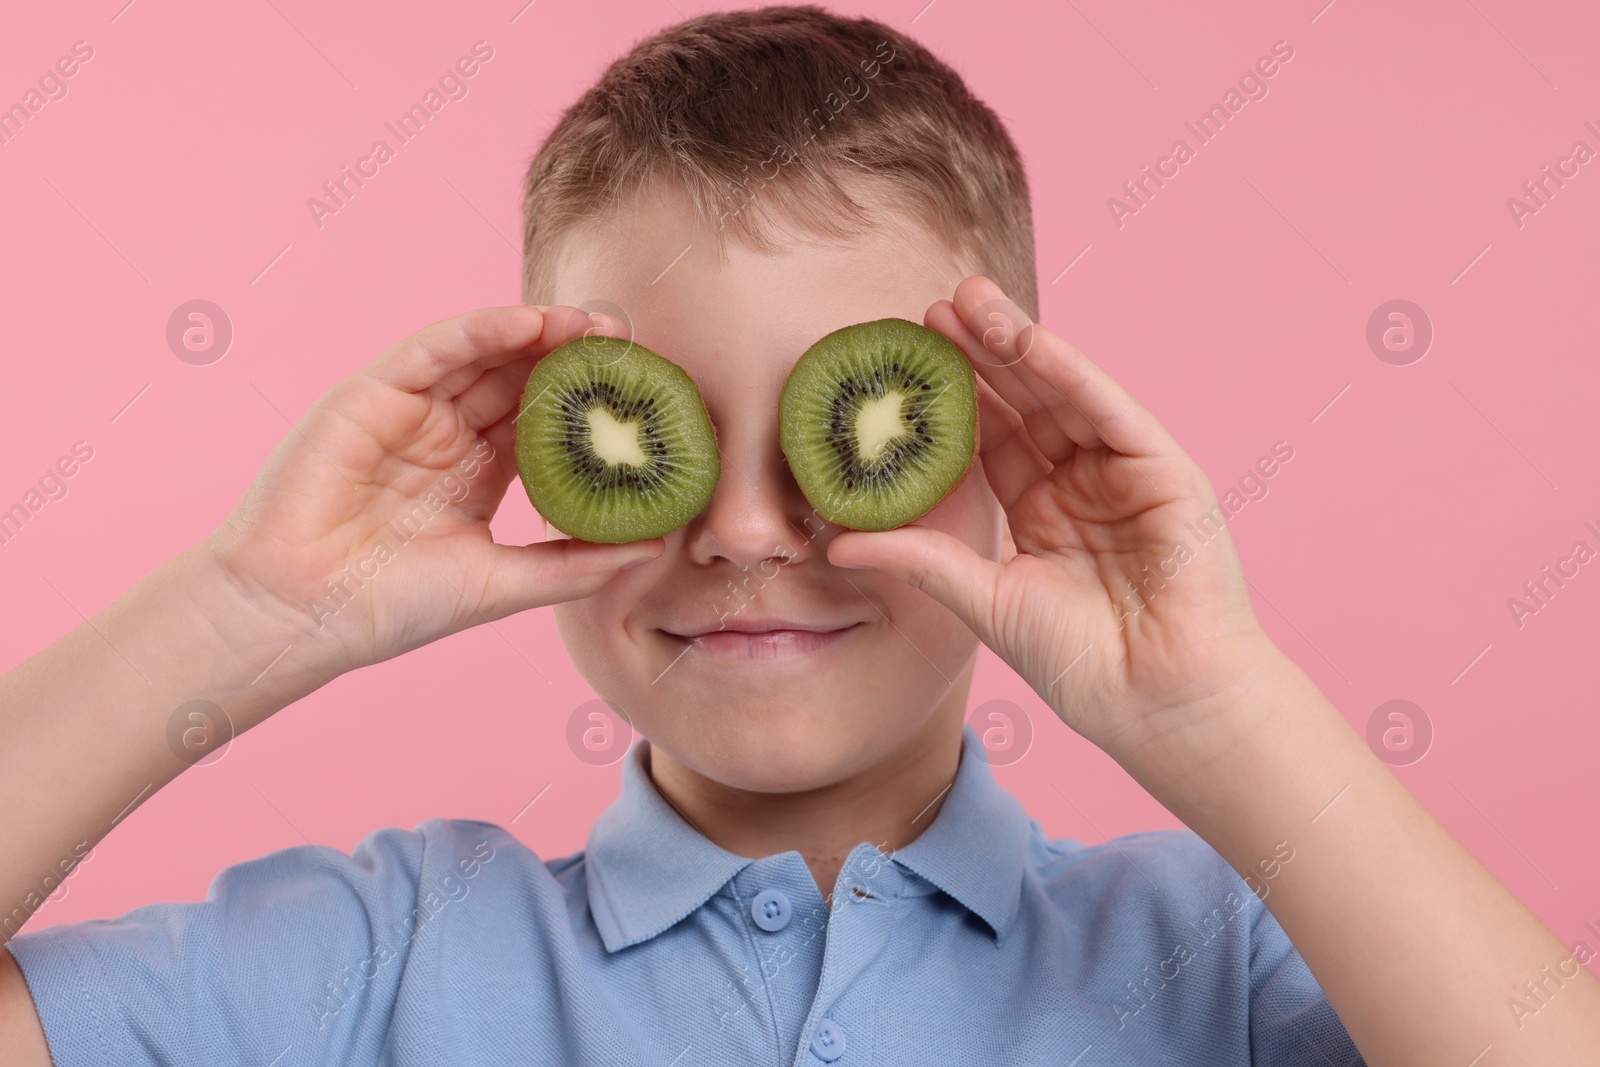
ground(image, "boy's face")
xmin=545 ymin=186 xmax=1004 ymax=794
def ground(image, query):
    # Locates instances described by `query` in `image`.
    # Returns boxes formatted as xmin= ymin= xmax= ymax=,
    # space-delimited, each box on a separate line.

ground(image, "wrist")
xmin=167 ymin=538 xmax=339 ymax=727
xmin=1118 ymin=643 xmax=1370 ymax=845
xmin=1113 ymin=637 xmax=1327 ymax=804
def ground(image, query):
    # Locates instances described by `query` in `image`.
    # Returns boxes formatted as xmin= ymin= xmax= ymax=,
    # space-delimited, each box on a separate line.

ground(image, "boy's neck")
xmin=643 ymin=708 xmax=966 ymax=905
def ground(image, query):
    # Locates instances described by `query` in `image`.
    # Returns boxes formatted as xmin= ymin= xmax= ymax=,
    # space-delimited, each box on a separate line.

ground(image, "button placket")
xmin=730 ymin=854 xmax=832 ymax=1066
xmin=791 ymin=843 xmax=905 ymax=1066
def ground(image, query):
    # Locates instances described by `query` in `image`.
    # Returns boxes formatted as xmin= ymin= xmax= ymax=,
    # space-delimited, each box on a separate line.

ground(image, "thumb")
xmin=828 ymin=525 xmax=1000 ymax=638
xmin=476 ymin=537 xmax=664 ymax=620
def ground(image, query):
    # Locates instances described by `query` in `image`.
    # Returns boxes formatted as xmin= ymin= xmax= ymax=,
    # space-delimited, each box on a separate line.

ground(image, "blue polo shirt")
xmin=7 ymin=726 xmax=1364 ymax=1065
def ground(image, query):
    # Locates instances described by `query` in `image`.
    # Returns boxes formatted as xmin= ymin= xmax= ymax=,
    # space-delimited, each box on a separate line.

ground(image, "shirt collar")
xmin=584 ymin=724 xmax=1034 ymax=952
xmin=888 ymin=725 xmax=1034 ymax=945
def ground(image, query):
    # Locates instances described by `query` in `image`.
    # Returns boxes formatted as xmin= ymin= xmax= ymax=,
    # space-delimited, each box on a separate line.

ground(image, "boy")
xmin=2 ymin=6 xmax=1596 ymax=1064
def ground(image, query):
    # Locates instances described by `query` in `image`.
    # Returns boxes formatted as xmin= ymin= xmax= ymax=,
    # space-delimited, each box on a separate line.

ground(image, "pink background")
xmin=3 ymin=0 xmax=1598 ymax=963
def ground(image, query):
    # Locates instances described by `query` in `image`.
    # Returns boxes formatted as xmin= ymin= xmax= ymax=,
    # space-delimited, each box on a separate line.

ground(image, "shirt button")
xmin=809 ymin=1018 xmax=847 ymax=1061
xmin=751 ymin=888 xmax=792 ymax=932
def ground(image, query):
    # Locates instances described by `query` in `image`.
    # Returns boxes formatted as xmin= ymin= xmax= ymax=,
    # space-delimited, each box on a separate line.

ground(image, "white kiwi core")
xmin=854 ymin=393 xmax=907 ymax=463
xmin=585 ymin=406 xmax=648 ymax=466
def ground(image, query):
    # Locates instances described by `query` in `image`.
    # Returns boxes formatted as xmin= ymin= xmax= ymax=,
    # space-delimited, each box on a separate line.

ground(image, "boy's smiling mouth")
xmin=658 ymin=617 xmax=866 ymax=661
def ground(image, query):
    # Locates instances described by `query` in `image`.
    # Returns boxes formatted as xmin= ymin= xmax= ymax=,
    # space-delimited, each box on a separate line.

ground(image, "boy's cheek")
xmin=553 ymin=598 xmax=607 ymax=641
xmin=554 ymin=585 xmax=650 ymax=662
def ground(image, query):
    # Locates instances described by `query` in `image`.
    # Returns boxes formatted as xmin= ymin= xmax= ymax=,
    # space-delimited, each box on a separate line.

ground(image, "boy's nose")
xmin=682 ymin=442 xmax=823 ymax=569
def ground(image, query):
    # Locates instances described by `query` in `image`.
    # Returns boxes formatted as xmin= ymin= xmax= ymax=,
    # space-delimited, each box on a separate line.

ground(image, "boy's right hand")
xmin=201 ymin=305 xmax=664 ymax=683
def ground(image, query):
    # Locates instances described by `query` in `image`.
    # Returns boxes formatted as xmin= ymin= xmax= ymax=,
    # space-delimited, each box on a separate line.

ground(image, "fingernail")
xmin=621 ymin=551 xmax=661 ymax=571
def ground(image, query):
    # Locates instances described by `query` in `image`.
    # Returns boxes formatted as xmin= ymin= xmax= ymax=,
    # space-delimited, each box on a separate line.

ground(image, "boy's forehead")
xmin=547 ymin=189 xmax=963 ymax=375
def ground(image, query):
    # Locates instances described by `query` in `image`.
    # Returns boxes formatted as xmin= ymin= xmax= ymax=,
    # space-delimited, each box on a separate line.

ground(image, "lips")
xmin=659 ymin=617 xmax=865 ymax=662
xmin=664 ymin=617 xmax=860 ymax=638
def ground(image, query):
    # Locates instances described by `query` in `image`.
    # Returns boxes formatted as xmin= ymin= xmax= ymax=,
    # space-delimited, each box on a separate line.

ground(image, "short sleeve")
xmin=1247 ymin=897 xmax=1367 ymax=1065
xmin=4 ymin=823 xmax=477 ymax=1067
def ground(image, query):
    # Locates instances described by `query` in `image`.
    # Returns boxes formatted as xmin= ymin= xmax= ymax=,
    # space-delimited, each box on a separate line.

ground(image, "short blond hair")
xmin=520 ymin=5 xmax=1037 ymax=316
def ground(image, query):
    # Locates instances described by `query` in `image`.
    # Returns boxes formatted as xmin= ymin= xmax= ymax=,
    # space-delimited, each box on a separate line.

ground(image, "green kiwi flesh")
xmin=780 ymin=318 xmax=977 ymax=532
xmin=515 ymin=336 xmax=719 ymax=543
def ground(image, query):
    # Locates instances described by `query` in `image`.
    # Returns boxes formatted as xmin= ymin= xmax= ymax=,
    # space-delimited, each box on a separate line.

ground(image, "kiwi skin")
xmin=515 ymin=336 xmax=720 ymax=543
xmin=780 ymin=318 xmax=979 ymax=532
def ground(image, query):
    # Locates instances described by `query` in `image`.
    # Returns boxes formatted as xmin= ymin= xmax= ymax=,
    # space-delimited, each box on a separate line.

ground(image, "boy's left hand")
xmin=832 ymin=279 xmax=1600 ymax=1067
xmin=828 ymin=276 xmax=1279 ymax=771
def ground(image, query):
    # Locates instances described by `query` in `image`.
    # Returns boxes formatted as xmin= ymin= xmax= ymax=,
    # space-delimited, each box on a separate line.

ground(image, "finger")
xmin=928 ymin=301 xmax=1056 ymax=511
xmin=478 ymin=406 xmax=522 ymax=483
xmin=290 ymin=307 xmax=605 ymax=489
xmin=454 ymin=307 xmax=629 ymax=431
xmin=365 ymin=304 xmax=615 ymax=401
xmin=952 ymin=277 xmax=1183 ymax=461
xmin=475 ymin=537 xmax=664 ymax=620
xmin=827 ymin=525 xmax=1001 ymax=640
xmin=972 ymin=370 xmax=1055 ymax=511
xmin=927 ymin=297 xmax=1087 ymax=462
xmin=454 ymin=353 xmax=539 ymax=433
xmin=362 ymin=306 xmax=546 ymax=394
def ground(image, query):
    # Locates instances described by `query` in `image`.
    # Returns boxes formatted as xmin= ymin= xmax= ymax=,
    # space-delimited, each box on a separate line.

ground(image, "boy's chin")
xmin=651 ymin=707 xmax=899 ymax=795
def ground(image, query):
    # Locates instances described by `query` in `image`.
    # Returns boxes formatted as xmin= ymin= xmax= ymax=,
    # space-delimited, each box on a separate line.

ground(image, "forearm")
xmin=1126 ymin=650 xmax=1600 ymax=1067
xmin=0 ymin=542 xmax=330 ymax=944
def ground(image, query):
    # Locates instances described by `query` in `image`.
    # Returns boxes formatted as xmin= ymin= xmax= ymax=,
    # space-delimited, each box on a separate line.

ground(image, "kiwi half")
xmin=515 ymin=336 xmax=719 ymax=543
xmin=780 ymin=318 xmax=977 ymax=531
